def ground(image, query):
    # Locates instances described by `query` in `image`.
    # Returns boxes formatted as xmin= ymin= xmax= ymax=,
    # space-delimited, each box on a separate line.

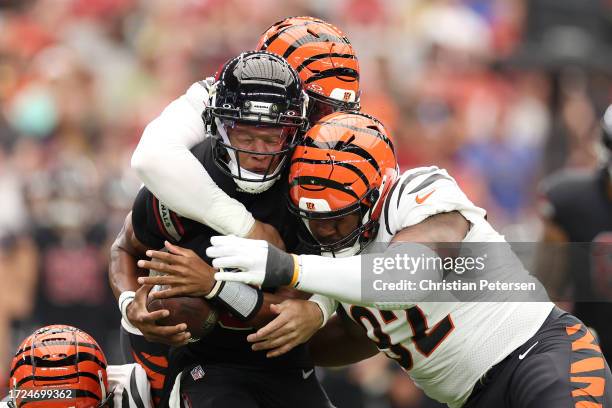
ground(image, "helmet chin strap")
xmin=322 ymin=244 xmax=361 ymax=258
xmin=215 ymin=118 xmax=282 ymax=194
xmin=301 ymin=177 xmax=389 ymax=258
xmin=301 ymin=217 xmax=362 ymax=258
xmin=228 ymin=161 xmax=280 ymax=194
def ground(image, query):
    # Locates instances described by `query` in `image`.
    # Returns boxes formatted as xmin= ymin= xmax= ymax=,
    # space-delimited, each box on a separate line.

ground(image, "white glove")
xmin=206 ymin=235 xmax=298 ymax=287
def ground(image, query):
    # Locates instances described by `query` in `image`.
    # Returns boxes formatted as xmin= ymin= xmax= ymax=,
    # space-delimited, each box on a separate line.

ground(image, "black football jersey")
xmin=540 ymin=166 xmax=612 ymax=359
xmin=541 ymin=167 xmax=612 ymax=242
xmin=131 ymin=138 xmax=310 ymax=369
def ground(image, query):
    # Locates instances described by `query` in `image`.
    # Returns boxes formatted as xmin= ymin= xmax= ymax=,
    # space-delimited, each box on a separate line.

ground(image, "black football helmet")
xmin=602 ymin=104 xmax=612 ymax=152
xmin=203 ymin=51 xmax=309 ymax=193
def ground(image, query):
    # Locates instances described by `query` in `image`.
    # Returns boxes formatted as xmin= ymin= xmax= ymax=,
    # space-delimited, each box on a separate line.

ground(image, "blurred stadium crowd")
xmin=1 ymin=0 xmax=611 ymax=406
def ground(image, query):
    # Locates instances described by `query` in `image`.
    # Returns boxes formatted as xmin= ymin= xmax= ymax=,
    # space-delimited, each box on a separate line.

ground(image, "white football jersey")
xmin=338 ymin=166 xmax=554 ymax=407
xmin=108 ymin=364 xmax=153 ymax=408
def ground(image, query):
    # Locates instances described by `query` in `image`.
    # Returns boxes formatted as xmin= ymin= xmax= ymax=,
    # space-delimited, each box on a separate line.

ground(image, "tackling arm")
xmin=296 ymin=211 xmax=469 ymax=307
xmin=210 ymin=211 xmax=470 ymax=309
xmin=131 ymin=82 xmax=255 ymax=237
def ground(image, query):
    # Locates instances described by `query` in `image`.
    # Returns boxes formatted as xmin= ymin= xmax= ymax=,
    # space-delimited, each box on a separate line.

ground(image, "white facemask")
xmin=216 ymin=118 xmax=284 ymax=194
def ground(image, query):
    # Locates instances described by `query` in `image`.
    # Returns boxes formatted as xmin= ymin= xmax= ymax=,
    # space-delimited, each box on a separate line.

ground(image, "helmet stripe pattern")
xmin=281 ymin=33 xmax=348 ymax=58
xmin=318 ymin=119 xmax=395 ymax=152
xmin=303 ymin=67 xmax=358 ymax=84
xmin=301 ymin=135 xmax=381 ymax=174
xmin=288 ymin=111 xmax=398 ymax=254
xmin=291 ymin=157 xmax=371 ymax=191
xmin=294 ymin=53 xmax=357 ymax=73
xmin=257 ymin=16 xmax=360 ymax=110
xmin=9 ymin=325 xmax=110 ymax=408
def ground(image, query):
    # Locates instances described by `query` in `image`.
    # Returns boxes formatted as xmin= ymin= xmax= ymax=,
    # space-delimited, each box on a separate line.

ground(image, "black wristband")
xmin=262 ymin=244 xmax=295 ymax=288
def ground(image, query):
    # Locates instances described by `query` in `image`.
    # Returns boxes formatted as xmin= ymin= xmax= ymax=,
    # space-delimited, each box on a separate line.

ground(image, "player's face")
xmin=227 ymin=124 xmax=291 ymax=174
xmin=308 ymin=213 xmax=361 ymax=245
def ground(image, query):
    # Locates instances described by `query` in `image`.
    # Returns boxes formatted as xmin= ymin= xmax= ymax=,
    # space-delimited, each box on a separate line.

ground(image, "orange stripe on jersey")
xmin=142 ymin=352 xmax=169 ymax=368
xmin=571 ymin=376 xmax=605 ymax=397
xmin=575 ymin=402 xmax=602 ymax=408
xmin=133 ymin=351 xmax=165 ymax=407
xmin=132 ymin=352 xmax=166 ymax=387
xmin=571 ymin=357 xmax=606 ymax=374
xmin=573 ymin=330 xmax=602 ymax=353
xmin=567 ymin=324 xmax=582 ymax=336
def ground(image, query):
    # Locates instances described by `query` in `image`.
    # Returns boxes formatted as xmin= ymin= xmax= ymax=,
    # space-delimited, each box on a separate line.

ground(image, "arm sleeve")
xmin=296 ymin=242 xmax=443 ymax=310
xmin=131 ymin=81 xmax=255 ymax=236
xmin=295 ymin=168 xmax=478 ymax=309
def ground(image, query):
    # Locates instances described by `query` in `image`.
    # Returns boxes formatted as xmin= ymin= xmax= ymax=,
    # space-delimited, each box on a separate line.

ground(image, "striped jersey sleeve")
xmin=131 ymin=187 xmax=187 ymax=249
xmin=107 ymin=364 xmax=153 ymax=408
xmin=380 ymin=166 xmax=487 ymax=239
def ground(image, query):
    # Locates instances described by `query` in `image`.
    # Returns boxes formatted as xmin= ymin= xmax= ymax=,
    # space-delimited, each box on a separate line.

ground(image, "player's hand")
xmin=126 ymin=284 xmax=191 ymax=346
xmin=247 ymin=299 xmax=323 ymax=357
xmin=247 ymin=220 xmax=286 ymax=250
xmin=206 ymin=235 xmax=298 ymax=287
xmin=136 ymin=241 xmax=216 ymax=298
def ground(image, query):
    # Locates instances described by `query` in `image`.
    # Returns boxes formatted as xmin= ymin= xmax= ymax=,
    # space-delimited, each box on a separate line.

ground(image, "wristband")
xmin=118 ymin=291 xmax=135 ymax=319
xmin=118 ymin=291 xmax=142 ymax=335
xmin=207 ymin=281 xmax=263 ymax=321
xmin=204 ymin=280 xmax=223 ymax=300
xmin=308 ymin=295 xmax=338 ymax=328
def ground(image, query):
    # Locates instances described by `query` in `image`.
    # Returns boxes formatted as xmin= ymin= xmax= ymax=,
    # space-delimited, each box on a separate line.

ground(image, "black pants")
xmin=465 ymin=307 xmax=612 ymax=407
xmin=178 ymin=363 xmax=334 ymax=408
xmin=120 ymin=328 xmax=334 ymax=408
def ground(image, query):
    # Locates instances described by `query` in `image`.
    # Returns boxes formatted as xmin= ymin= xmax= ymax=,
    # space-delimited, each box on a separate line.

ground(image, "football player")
xmin=205 ymin=112 xmax=612 ymax=407
xmin=6 ymin=325 xmax=152 ymax=408
xmin=130 ymin=16 xmax=359 ymax=248
xmin=110 ymin=51 xmax=334 ymax=408
xmin=538 ymin=104 xmax=612 ymax=362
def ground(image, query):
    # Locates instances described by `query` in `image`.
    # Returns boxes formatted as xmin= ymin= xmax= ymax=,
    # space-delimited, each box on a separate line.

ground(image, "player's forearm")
xmin=209 ymin=237 xmax=438 ymax=309
xmin=109 ymin=243 xmax=144 ymax=300
xmin=309 ymin=316 xmax=378 ymax=367
xmin=108 ymin=214 xmax=147 ymax=299
xmin=295 ymin=243 xmax=442 ymax=310
xmin=131 ymin=84 xmax=255 ymax=236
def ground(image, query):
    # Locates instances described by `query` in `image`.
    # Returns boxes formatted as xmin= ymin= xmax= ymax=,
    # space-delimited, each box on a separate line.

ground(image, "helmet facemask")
xmin=287 ymin=111 xmax=398 ymax=258
xmin=204 ymin=51 xmax=309 ymax=194
xmin=289 ymin=177 xmax=390 ymax=258
xmin=212 ymin=117 xmax=299 ymax=193
xmin=306 ymin=90 xmax=360 ymax=123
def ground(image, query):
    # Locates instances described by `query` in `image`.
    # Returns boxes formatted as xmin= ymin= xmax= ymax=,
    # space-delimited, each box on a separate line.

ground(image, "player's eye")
xmin=263 ymin=137 xmax=281 ymax=146
xmin=235 ymin=135 xmax=254 ymax=144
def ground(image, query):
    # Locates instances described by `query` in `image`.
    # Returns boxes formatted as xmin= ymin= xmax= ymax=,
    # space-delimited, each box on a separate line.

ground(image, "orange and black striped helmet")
xmin=9 ymin=325 xmax=111 ymax=408
xmin=257 ymin=16 xmax=360 ymax=121
xmin=288 ymin=111 xmax=398 ymax=255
